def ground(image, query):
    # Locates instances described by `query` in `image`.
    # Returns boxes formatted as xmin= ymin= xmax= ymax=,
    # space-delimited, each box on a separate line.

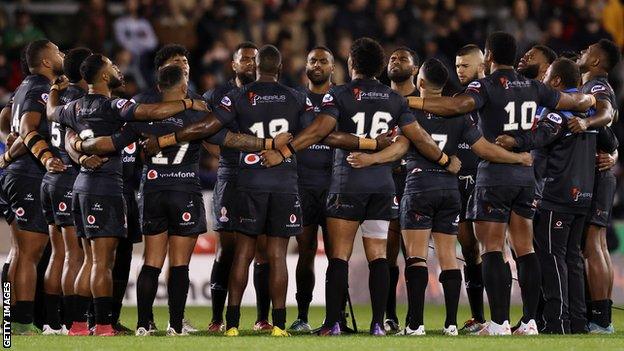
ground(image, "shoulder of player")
xmin=539 ymin=109 xmax=567 ymax=125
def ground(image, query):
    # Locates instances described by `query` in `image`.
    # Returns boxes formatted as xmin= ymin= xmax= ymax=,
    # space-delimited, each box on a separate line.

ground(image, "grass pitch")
xmin=12 ymin=304 xmax=624 ymax=351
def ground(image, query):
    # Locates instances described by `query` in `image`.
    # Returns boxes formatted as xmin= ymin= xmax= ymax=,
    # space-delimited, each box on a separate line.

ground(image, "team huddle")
xmin=0 ymin=30 xmax=620 ymax=337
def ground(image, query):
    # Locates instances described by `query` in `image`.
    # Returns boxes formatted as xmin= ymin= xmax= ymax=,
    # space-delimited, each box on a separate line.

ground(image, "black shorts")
xmin=73 ymin=192 xmax=127 ymax=239
xmin=0 ymin=174 xmax=14 ymax=224
xmin=467 ymin=185 xmax=536 ymax=222
xmin=401 ymin=190 xmax=461 ymax=234
xmin=392 ymin=168 xmax=407 ymax=199
xmin=326 ymin=192 xmax=398 ymax=221
xmin=140 ymin=190 xmax=207 ymax=237
xmin=300 ymin=187 xmax=328 ymax=227
xmin=235 ymin=191 xmax=302 ymax=237
xmin=124 ymin=192 xmax=142 ymax=243
xmin=588 ymin=170 xmax=616 ymax=228
xmin=458 ymin=172 xmax=476 ymax=222
xmin=212 ymin=178 xmax=237 ymax=232
xmin=40 ymin=182 xmax=74 ymax=227
xmin=2 ymin=173 xmax=48 ymax=234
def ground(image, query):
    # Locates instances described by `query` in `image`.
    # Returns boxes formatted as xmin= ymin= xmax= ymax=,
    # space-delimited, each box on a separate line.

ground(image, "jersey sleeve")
xmin=462 ymin=115 xmax=483 ymax=145
xmin=513 ymin=110 xmax=565 ymax=151
xmin=319 ymin=90 xmax=339 ymax=119
xmin=204 ymin=128 xmax=228 ymax=146
xmin=297 ymin=95 xmax=316 ymax=133
xmin=110 ymin=98 xmax=139 ymax=121
xmin=22 ymin=89 xmax=48 ymax=115
xmin=110 ymin=123 xmax=141 ymax=151
xmin=55 ymin=101 xmax=77 ymax=128
xmin=535 ymin=81 xmax=561 ymax=110
xmin=586 ymin=82 xmax=612 ymax=103
xmin=397 ymin=98 xmax=416 ymax=127
xmin=212 ymin=92 xmax=238 ymax=126
xmin=462 ymin=80 xmax=487 ymax=110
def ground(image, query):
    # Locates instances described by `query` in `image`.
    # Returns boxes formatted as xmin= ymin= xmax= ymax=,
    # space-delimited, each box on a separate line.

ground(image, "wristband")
xmin=358 ymin=138 xmax=377 ymax=150
xmin=2 ymin=151 xmax=12 ymax=163
xmin=73 ymin=139 xmax=83 ymax=152
xmin=39 ymin=151 xmax=53 ymax=166
xmin=79 ymin=155 xmax=88 ymax=165
xmin=264 ymin=138 xmax=274 ymax=150
xmin=181 ymin=99 xmax=188 ymax=110
xmin=286 ymin=143 xmax=296 ymax=157
xmin=437 ymin=152 xmax=449 ymax=167
xmin=50 ymin=85 xmax=60 ymax=91
xmin=157 ymin=133 xmax=178 ymax=148
xmin=278 ymin=143 xmax=294 ymax=159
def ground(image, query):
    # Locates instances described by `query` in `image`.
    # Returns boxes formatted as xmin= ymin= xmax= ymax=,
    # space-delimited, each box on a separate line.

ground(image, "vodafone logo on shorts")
xmin=393 ymin=196 xmax=399 ymax=206
xmin=289 ymin=214 xmax=297 ymax=224
xmin=244 ymin=154 xmax=260 ymax=165
xmin=58 ymin=202 xmax=67 ymax=212
xmin=124 ymin=142 xmax=136 ymax=154
xmin=87 ymin=215 xmax=96 ymax=225
xmin=182 ymin=212 xmax=192 ymax=222
xmin=147 ymin=170 xmax=158 ymax=180
xmin=15 ymin=207 xmax=25 ymax=217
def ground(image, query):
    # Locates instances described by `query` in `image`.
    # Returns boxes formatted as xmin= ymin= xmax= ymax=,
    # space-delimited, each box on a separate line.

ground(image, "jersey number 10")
xmin=503 ymin=101 xmax=537 ymax=131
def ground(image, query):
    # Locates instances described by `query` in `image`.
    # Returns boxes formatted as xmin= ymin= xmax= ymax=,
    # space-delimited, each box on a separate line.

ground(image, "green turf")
xmin=11 ymin=305 xmax=624 ymax=351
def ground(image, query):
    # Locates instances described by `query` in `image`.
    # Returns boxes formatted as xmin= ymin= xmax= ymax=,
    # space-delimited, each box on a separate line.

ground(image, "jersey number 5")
xmin=503 ymin=101 xmax=537 ymax=131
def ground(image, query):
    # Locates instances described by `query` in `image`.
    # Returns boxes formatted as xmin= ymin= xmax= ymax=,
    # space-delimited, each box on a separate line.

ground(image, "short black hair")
xmin=549 ymin=58 xmax=580 ymax=89
xmin=157 ymin=65 xmax=185 ymax=90
xmin=485 ymin=32 xmax=517 ymax=66
xmin=421 ymin=58 xmax=448 ymax=89
xmin=154 ymin=44 xmax=188 ymax=68
xmin=80 ymin=54 xmax=107 ymax=84
xmin=310 ymin=45 xmax=334 ymax=58
xmin=392 ymin=46 xmax=420 ymax=67
xmin=64 ymin=47 xmax=92 ymax=83
xmin=597 ymin=39 xmax=622 ymax=71
xmin=350 ymin=37 xmax=385 ymax=78
xmin=456 ymin=44 xmax=482 ymax=57
xmin=25 ymin=39 xmax=51 ymax=69
xmin=533 ymin=45 xmax=557 ymax=64
xmin=257 ymin=45 xmax=281 ymax=74
xmin=234 ymin=42 xmax=258 ymax=54
xmin=560 ymin=51 xmax=580 ymax=61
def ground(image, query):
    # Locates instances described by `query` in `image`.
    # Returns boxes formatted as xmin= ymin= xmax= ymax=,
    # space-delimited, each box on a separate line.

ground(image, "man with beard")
xmin=46 ymin=54 xmax=207 ymax=336
xmin=0 ymin=39 xmax=66 ymax=334
xmin=575 ymin=39 xmax=621 ymax=334
xmin=518 ymin=45 xmax=557 ymax=81
xmin=454 ymin=44 xmax=487 ymax=332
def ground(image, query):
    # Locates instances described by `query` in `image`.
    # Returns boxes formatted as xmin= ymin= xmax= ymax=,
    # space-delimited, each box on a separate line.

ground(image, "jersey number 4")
xmin=351 ymin=111 xmax=392 ymax=138
xmin=503 ymin=101 xmax=537 ymax=131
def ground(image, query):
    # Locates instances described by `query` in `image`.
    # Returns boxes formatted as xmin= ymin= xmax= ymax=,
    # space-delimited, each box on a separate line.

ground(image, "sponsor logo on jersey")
xmin=244 ymin=153 xmax=261 ymax=165
xmin=221 ymin=96 xmax=232 ymax=107
xmin=116 ymin=99 xmax=130 ymax=109
xmin=58 ymin=202 xmax=67 ymax=212
xmin=219 ymin=207 xmax=229 ymax=223
xmin=182 ymin=212 xmax=191 ymax=222
xmin=124 ymin=142 xmax=136 ymax=154
xmin=499 ymin=77 xmax=509 ymax=89
xmin=411 ymin=168 xmax=422 ymax=173
xmin=248 ymin=92 xmax=287 ymax=106
xmin=15 ymin=207 xmax=25 ymax=217
xmin=457 ymin=142 xmax=471 ymax=150
xmin=352 ymin=88 xmax=389 ymax=101
xmin=467 ymin=81 xmax=481 ymax=89
xmin=147 ymin=170 xmax=158 ymax=180
xmin=322 ymin=94 xmax=334 ymax=104
xmin=40 ymin=93 xmax=49 ymax=103
xmin=591 ymin=85 xmax=606 ymax=94
xmin=554 ymin=220 xmax=563 ymax=229
xmin=87 ymin=215 xmax=96 ymax=225
xmin=570 ymin=187 xmax=592 ymax=202
xmin=546 ymin=113 xmax=562 ymax=124
xmin=289 ymin=214 xmax=297 ymax=224
xmin=148 ymin=170 xmax=195 ymax=180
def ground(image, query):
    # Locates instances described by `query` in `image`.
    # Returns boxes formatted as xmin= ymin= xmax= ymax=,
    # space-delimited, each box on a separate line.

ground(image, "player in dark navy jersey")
xmin=407 ymin=32 xmax=596 ymax=335
xmin=0 ymin=40 xmax=66 ymax=334
xmin=576 ymin=39 xmax=621 ymax=334
xmin=261 ymin=38 xmax=457 ymax=336
xmin=348 ymin=58 xmax=530 ymax=336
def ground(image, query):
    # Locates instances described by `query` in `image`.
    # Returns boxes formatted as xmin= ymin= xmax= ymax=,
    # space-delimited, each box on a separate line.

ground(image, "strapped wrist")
xmin=3 ymin=151 xmax=12 ymax=163
xmin=158 ymin=133 xmax=178 ymax=148
xmin=79 ymin=154 xmax=88 ymax=165
xmin=264 ymin=138 xmax=274 ymax=150
xmin=358 ymin=138 xmax=377 ymax=150
xmin=437 ymin=152 xmax=450 ymax=167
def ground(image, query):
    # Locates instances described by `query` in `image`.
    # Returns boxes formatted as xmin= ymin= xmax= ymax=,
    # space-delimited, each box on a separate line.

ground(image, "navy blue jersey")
xmin=54 ymin=94 xmax=138 ymax=196
xmin=43 ymin=84 xmax=86 ymax=188
xmin=320 ymin=79 xmax=416 ymax=194
xmin=456 ymin=111 xmax=481 ymax=175
xmin=296 ymin=87 xmax=332 ymax=189
xmin=7 ymin=74 xmax=51 ymax=177
xmin=582 ymin=76 xmax=618 ymax=155
xmin=204 ymin=80 xmax=240 ymax=180
xmin=214 ymin=81 xmax=314 ymax=194
xmin=463 ymin=69 xmax=561 ymax=187
xmin=404 ymin=112 xmax=481 ymax=194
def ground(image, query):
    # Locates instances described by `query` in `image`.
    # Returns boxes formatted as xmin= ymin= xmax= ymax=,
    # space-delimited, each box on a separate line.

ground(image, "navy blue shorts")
xmin=140 ymin=190 xmax=206 ymax=237
xmin=212 ymin=177 xmax=237 ymax=232
xmin=235 ymin=191 xmax=302 ymax=237
xmin=326 ymin=193 xmax=398 ymax=221
xmin=467 ymin=185 xmax=536 ymax=222
xmin=300 ymin=187 xmax=328 ymax=227
xmin=400 ymin=190 xmax=460 ymax=234
xmin=41 ymin=182 xmax=74 ymax=227
xmin=2 ymin=173 xmax=48 ymax=234
xmin=73 ymin=192 xmax=127 ymax=239
xmin=588 ymin=170 xmax=616 ymax=228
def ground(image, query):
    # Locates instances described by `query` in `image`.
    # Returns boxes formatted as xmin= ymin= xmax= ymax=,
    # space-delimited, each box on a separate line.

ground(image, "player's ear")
xmin=411 ymin=65 xmax=418 ymax=77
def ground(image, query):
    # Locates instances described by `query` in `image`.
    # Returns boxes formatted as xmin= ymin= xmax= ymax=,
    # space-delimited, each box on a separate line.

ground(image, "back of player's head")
xmin=485 ymin=32 xmax=517 ymax=66
xmin=550 ymin=58 xmax=580 ymax=89
xmin=25 ymin=39 xmax=51 ymax=69
xmin=533 ymin=45 xmax=557 ymax=64
xmin=597 ymin=39 xmax=621 ymax=71
xmin=154 ymin=44 xmax=188 ymax=69
xmin=350 ymin=37 xmax=385 ymax=78
xmin=157 ymin=65 xmax=185 ymax=91
xmin=80 ymin=54 xmax=107 ymax=84
xmin=392 ymin=46 xmax=419 ymax=67
xmin=64 ymin=47 xmax=93 ymax=83
xmin=421 ymin=58 xmax=448 ymax=89
xmin=456 ymin=44 xmax=482 ymax=57
xmin=256 ymin=45 xmax=281 ymax=75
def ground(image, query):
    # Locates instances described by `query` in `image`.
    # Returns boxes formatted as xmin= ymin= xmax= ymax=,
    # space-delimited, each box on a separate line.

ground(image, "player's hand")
xmin=6 ymin=132 xmax=17 ymax=149
xmin=140 ymin=134 xmax=161 ymax=156
xmin=273 ymin=132 xmax=293 ymax=149
xmin=347 ymin=152 xmax=377 ymax=168
xmin=0 ymin=154 xmax=9 ymax=169
xmin=597 ymin=152 xmax=616 ymax=171
xmin=375 ymin=132 xmax=393 ymax=150
xmin=45 ymin=157 xmax=67 ymax=173
xmin=191 ymin=99 xmax=209 ymax=112
xmin=53 ymin=75 xmax=70 ymax=91
xmin=445 ymin=155 xmax=461 ymax=174
xmin=259 ymin=149 xmax=284 ymax=167
xmin=518 ymin=152 xmax=533 ymax=167
xmin=80 ymin=155 xmax=108 ymax=170
xmin=495 ymin=134 xmax=517 ymax=150
xmin=568 ymin=117 xmax=589 ymax=133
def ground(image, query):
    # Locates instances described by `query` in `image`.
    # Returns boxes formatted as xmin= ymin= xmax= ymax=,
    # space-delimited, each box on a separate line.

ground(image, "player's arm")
xmin=65 ymin=129 xmax=108 ymax=170
xmin=0 ymin=102 xmax=12 ymax=143
xmin=0 ymin=136 xmax=28 ymax=169
xmin=322 ymin=131 xmax=393 ymax=151
xmin=220 ymin=131 xmax=292 ymax=152
xmin=131 ymin=98 xmax=208 ymax=121
xmin=496 ymin=113 xmax=565 ymax=152
xmin=407 ymin=95 xmax=477 ymax=116
xmin=554 ymin=92 xmax=596 ymax=113
xmin=20 ymin=111 xmax=65 ymax=172
xmin=568 ymin=99 xmax=613 ymax=133
xmin=346 ymin=136 xmax=410 ymax=168
xmin=399 ymin=120 xmax=460 ymax=173
xmin=471 ymin=137 xmax=532 ymax=165
xmin=72 ymin=124 xmax=140 ymax=155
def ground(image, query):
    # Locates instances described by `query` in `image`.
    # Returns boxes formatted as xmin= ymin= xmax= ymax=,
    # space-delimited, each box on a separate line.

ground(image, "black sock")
xmin=210 ymin=260 xmax=229 ymax=323
xmin=87 ymin=299 xmax=95 ymax=328
xmin=272 ymin=308 xmax=286 ymax=329
xmin=44 ymin=294 xmax=62 ymax=329
xmin=386 ymin=265 xmax=399 ymax=322
xmin=440 ymin=269 xmax=462 ymax=328
xmin=325 ymin=258 xmax=348 ymax=327
xmin=517 ymin=253 xmax=541 ymax=322
xmin=111 ymin=240 xmax=132 ymax=325
xmin=93 ymin=297 xmax=113 ymax=325
xmin=62 ymin=295 xmax=76 ymax=328
xmin=73 ymin=295 xmax=90 ymax=323
xmin=405 ymin=266 xmax=428 ymax=329
xmin=168 ymin=265 xmax=189 ymax=333
xmin=13 ymin=300 xmax=35 ymax=324
xmin=504 ymin=261 xmax=512 ymax=318
xmin=295 ymin=257 xmax=315 ymax=323
xmin=1 ymin=262 xmax=8 ymax=284
xmin=369 ymin=258 xmax=389 ymax=327
xmin=296 ymin=292 xmax=312 ymax=323
xmin=608 ymin=299 xmax=613 ymax=325
xmin=136 ymin=265 xmax=161 ymax=329
xmin=253 ymin=263 xmax=270 ymax=322
xmin=225 ymin=305 xmax=241 ymax=329
xmin=590 ymin=299 xmax=611 ymax=328
xmin=482 ymin=252 xmax=509 ymax=324
xmin=464 ymin=263 xmax=485 ymax=322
